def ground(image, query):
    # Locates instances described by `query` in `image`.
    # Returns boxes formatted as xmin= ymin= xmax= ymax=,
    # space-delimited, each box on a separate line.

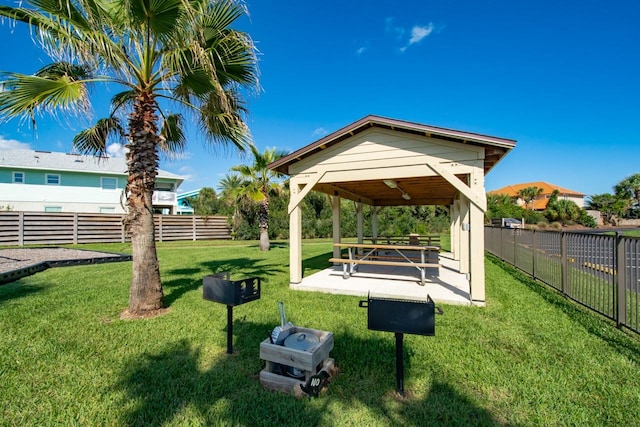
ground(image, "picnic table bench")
xmin=364 ymin=235 xmax=442 ymax=247
xmin=329 ymin=242 xmax=440 ymax=285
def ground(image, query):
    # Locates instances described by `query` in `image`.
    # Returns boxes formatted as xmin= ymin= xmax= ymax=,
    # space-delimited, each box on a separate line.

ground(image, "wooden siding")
xmin=290 ymin=127 xmax=484 ymax=176
xmin=0 ymin=212 xmax=231 ymax=246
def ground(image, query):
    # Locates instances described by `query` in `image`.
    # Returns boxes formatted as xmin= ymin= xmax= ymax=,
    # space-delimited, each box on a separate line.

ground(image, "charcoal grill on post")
xmin=203 ymin=272 xmax=261 ymax=354
xmin=359 ymin=294 xmax=442 ymax=396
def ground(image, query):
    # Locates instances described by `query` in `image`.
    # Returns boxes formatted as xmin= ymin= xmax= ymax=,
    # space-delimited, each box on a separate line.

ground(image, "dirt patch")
xmin=119 ymin=307 xmax=171 ymax=320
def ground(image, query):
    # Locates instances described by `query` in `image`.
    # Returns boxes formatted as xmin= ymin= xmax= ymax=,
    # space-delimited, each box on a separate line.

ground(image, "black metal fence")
xmin=485 ymin=227 xmax=640 ymax=334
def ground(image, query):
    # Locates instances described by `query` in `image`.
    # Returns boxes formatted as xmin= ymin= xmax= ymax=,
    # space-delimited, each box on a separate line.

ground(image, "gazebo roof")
xmin=269 ymin=115 xmax=516 ymax=206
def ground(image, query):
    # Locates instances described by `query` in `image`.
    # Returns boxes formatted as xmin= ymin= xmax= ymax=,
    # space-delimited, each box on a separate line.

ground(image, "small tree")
xmin=614 ymin=173 xmax=640 ymax=218
xmin=586 ymin=193 xmax=627 ymax=225
xmin=218 ymin=173 xmax=251 ymax=238
xmin=187 ymin=187 xmax=220 ymax=216
xmin=231 ymin=146 xmax=288 ymax=250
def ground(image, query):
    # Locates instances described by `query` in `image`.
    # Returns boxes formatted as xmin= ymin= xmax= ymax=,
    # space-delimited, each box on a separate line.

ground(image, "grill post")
xmin=227 ymin=305 xmax=234 ymax=355
xmin=395 ymin=332 xmax=405 ymax=396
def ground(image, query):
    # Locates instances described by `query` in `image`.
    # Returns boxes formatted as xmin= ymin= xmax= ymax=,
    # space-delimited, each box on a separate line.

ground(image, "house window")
xmin=99 ymin=207 xmax=116 ymax=213
xmin=12 ymin=172 xmax=24 ymax=183
xmin=101 ymin=177 xmax=118 ymax=190
xmin=46 ymin=174 xmax=60 ymax=185
xmin=44 ymin=206 xmax=62 ymax=212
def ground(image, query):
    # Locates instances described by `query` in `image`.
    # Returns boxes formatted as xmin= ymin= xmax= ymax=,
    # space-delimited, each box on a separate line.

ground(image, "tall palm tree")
xmin=231 ymin=146 xmax=287 ymax=251
xmin=0 ymin=0 xmax=258 ymax=315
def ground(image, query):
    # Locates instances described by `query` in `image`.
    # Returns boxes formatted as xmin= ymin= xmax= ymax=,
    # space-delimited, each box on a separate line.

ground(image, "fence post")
xmin=18 ymin=211 xmax=24 ymax=246
xmin=193 ymin=216 xmax=197 ymax=241
xmin=616 ymin=232 xmax=626 ymax=328
xmin=532 ymin=229 xmax=537 ymax=280
xmin=157 ymin=215 xmax=163 ymax=242
xmin=120 ymin=214 xmax=126 ymax=243
xmin=73 ymin=213 xmax=78 ymax=245
xmin=561 ymin=231 xmax=568 ymax=295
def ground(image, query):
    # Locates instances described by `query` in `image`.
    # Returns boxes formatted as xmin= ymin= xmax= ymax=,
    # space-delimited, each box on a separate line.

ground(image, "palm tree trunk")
xmin=128 ymin=197 xmax=162 ymax=312
xmin=258 ymin=196 xmax=270 ymax=251
xmin=124 ymin=93 xmax=164 ymax=313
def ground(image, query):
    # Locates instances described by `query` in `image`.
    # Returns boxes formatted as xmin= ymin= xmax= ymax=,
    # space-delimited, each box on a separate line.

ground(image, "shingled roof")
xmin=0 ymin=149 xmax=184 ymax=181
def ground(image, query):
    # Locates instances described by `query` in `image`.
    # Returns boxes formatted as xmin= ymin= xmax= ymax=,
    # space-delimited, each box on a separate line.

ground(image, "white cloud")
xmin=356 ymin=46 xmax=367 ymax=55
xmin=388 ymin=20 xmax=437 ymax=53
xmin=178 ymin=166 xmax=193 ymax=179
xmin=408 ymin=23 xmax=434 ymax=45
xmin=312 ymin=127 xmax=328 ymax=137
xmin=0 ymin=136 xmax=31 ymax=150
xmin=106 ymin=142 xmax=127 ymax=157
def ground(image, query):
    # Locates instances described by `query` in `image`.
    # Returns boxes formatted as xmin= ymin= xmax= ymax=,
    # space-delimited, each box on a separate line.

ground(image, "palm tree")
xmin=217 ymin=173 xmax=250 ymax=236
xmin=0 ymin=0 xmax=258 ymax=315
xmin=231 ymin=146 xmax=287 ymax=251
xmin=517 ymin=186 xmax=543 ymax=210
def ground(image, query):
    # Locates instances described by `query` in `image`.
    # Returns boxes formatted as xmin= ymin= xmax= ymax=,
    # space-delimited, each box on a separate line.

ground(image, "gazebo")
xmin=268 ymin=115 xmax=515 ymax=305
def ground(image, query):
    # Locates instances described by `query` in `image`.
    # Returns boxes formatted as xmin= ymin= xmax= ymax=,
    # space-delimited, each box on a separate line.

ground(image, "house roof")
xmin=489 ymin=181 xmax=585 ymax=197
xmin=268 ymin=115 xmax=516 ymax=207
xmin=489 ymin=181 xmax=585 ymax=210
xmin=0 ymin=149 xmax=184 ymax=182
xmin=269 ymin=115 xmax=516 ymax=176
xmin=177 ymin=189 xmax=202 ymax=200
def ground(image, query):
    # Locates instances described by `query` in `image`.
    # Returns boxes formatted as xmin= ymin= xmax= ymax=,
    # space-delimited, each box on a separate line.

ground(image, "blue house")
xmin=0 ymin=149 xmax=185 ymax=214
xmin=176 ymin=188 xmax=201 ymax=215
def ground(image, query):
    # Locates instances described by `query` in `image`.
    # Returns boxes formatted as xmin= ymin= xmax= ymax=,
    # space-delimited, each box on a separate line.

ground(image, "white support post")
xmin=459 ymin=196 xmax=470 ymax=274
xmin=372 ymin=206 xmax=378 ymax=243
xmin=332 ymin=195 xmax=341 ymax=260
xmin=450 ymin=200 xmax=460 ymax=261
xmin=356 ymin=202 xmax=363 ymax=251
xmin=469 ymin=169 xmax=486 ymax=304
xmin=290 ymin=183 xmax=303 ymax=283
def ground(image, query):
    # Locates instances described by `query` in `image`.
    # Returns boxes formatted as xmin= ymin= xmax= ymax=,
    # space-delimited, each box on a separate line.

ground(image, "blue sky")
xmin=0 ymin=0 xmax=638 ymax=198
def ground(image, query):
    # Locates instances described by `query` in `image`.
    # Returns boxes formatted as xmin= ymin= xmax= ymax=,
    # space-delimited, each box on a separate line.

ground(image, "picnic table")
xmin=328 ymin=242 xmax=440 ymax=285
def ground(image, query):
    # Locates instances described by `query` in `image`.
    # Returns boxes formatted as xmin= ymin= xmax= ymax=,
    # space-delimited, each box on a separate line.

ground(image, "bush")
xmin=578 ymin=210 xmax=598 ymax=228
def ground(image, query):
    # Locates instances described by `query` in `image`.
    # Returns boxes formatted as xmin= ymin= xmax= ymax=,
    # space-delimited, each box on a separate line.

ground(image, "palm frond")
xmin=35 ymin=62 xmax=92 ymax=81
xmin=159 ymin=113 xmax=187 ymax=157
xmin=128 ymin=0 xmax=183 ymax=37
xmin=0 ymin=70 xmax=89 ymax=120
xmin=0 ymin=2 xmax=128 ymax=73
xmin=73 ymin=117 xmax=125 ymax=156
xmin=110 ymin=90 xmax=136 ymax=114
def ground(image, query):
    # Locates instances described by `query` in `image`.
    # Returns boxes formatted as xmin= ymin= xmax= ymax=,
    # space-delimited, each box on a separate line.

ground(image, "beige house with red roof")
xmin=489 ymin=182 xmax=585 ymax=210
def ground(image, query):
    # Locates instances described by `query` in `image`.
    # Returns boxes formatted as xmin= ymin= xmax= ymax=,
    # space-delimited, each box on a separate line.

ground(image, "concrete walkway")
xmin=291 ymin=253 xmax=471 ymax=305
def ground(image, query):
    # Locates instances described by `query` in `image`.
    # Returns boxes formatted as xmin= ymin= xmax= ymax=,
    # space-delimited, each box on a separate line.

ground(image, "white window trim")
xmin=99 ymin=207 xmax=116 ymax=213
xmin=46 ymin=174 xmax=61 ymax=185
xmin=101 ymin=177 xmax=118 ymax=190
xmin=12 ymin=171 xmax=24 ymax=184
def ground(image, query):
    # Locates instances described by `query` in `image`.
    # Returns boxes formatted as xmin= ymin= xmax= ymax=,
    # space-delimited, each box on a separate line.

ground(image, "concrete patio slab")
xmin=291 ymin=253 xmax=471 ymax=305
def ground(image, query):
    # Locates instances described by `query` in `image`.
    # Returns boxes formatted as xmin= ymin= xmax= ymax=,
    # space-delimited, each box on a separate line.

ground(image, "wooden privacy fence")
xmin=485 ymin=226 xmax=640 ymax=335
xmin=0 ymin=211 xmax=231 ymax=246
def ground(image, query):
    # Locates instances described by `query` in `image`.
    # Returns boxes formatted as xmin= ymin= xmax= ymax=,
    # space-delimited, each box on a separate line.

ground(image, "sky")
xmin=0 ymin=0 xmax=638 ymax=198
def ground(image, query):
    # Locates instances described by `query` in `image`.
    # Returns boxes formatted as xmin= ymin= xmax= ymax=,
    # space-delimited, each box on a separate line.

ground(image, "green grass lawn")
xmin=1 ymin=240 xmax=640 ymax=426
